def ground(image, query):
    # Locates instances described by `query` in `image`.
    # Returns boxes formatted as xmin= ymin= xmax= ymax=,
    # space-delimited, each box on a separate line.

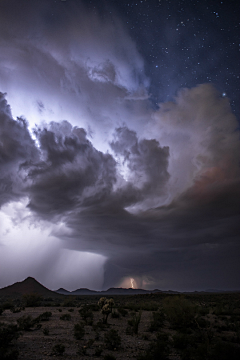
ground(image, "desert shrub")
xmin=139 ymin=302 xmax=159 ymax=312
xmin=23 ymin=293 xmax=42 ymax=307
xmin=173 ymin=327 xmax=216 ymax=360
xmin=68 ymin=308 xmax=74 ymax=312
xmin=88 ymin=303 xmax=100 ymax=311
xmin=77 ymin=345 xmax=88 ymax=356
xmin=0 ymin=347 xmax=19 ymax=360
xmin=79 ymin=305 xmax=93 ymax=324
xmin=52 ymin=343 xmax=65 ymax=355
xmin=211 ymin=341 xmax=240 ymax=360
xmin=0 ymin=308 xmax=3 ymax=315
xmin=0 ymin=322 xmax=19 ymax=347
xmin=44 ymin=297 xmax=53 ymax=302
xmin=148 ymin=310 xmax=165 ymax=332
xmin=60 ymin=313 xmax=71 ymax=321
xmin=0 ymin=322 xmax=19 ymax=360
xmin=104 ymin=355 xmax=116 ymax=360
xmin=94 ymin=347 xmax=103 ymax=356
xmin=1 ymin=302 xmax=14 ymax=311
xmin=93 ymin=320 xmax=106 ymax=331
xmin=173 ymin=332 xmax=192 ymax=350
xmin=125 ymin=303 xmax=141 ymax=312
xmin=62 ymin=299 xmax=76 ymax=307
xmin=195 ymin=316 xmax=210 ymax=328
xmin=11 ymin=307 xmax=22 ymax=314
xmin=198 ymin=306 xmax=209 ymax=316
xmin=118 ymin=307 xmax=128 ymax=317
xmin=104 ymin=329 xmax=121 ymax=350
xmin=53 ymin=302 xmax=61 ymax=307
xmin=43 ymin=326 xmax=49 ymax=335
xmin=111 ymin=310 xmax=120 ymax=318
xmin=137 ymin=332 xmax=170 ymax=360
xmin=142 ymin=333 xmax=150 ymax=340
xmin=74 ymin=323 xmax=85 ymax=340
xmin=17 ymin=315 xmax=34 ymax=331
xmin=58 ymin=308 xmax=62 ymax=312
xmin=127 ymin=311 xmax=142 ymax=335
xmin=163 ymin=296 xmax=197 ymax=329
xmin=36 ymin=311 xmax=52 ymax=322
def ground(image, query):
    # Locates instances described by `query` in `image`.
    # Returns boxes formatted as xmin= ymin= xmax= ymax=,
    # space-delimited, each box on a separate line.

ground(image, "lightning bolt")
xmin=130 ymin=278 xmax=134 ymax=289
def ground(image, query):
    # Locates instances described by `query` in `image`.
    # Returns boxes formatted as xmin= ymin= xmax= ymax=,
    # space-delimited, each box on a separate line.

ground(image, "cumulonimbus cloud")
xmin=1 ymin=80 xmax=240 ymax=291
xmin=0 ymin=0 xmax=239 ymax=291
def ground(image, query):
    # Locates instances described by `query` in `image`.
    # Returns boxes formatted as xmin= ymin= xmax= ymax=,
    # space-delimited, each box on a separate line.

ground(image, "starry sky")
xmin=0 ymin=0 xmax=239 ymax=291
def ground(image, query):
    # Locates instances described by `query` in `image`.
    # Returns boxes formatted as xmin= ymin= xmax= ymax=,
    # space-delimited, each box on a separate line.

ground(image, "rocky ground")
xmin=1 ymin=293 xmax=240 ymax=360
xmin=1 ymin=306 xmax=164 ymax=360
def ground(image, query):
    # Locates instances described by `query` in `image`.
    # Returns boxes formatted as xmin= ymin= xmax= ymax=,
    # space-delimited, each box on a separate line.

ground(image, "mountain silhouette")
xmin=55 ymin=287 xmax=164 ymax=296
xmin=0 ymin=277 xmax=61 ymax=298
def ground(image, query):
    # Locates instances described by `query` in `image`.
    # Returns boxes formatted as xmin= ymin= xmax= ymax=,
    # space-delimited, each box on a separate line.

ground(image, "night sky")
xmin=0 ymin=0 xmax=239 ymax=291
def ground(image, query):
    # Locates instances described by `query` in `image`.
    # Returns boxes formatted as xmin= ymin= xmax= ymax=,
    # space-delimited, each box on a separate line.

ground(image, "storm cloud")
xmin=0 ymin=0 xmax=239 ymax=291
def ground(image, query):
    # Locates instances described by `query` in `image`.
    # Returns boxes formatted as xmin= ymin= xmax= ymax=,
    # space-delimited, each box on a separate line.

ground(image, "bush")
xmin=22 ymin=293 xmax=42 ymax=307
xmin=118 ymin=307 xmax=128 ymax=317
xmin=11 ymin=307 xmax=22 ymax=314
xmin=162 ymin=296 xmax=197 ymax=329
xmin=62 ymin=300 xmax=76 ymax=307
xmin=0 ymin=322 xmax=19 ymax=347
xmin=93 ymin=320 xmax=106 ymax=331
xmin=111 ymin=310 xmax=120 ymax=318
xmin=43 ymin=327 xmax=49 ymax=335
xmin=52 ymin=343 xmax=65 ymax=355
xmin=94 ymin=346 xmax=103 ymax=356
xmin=17 ymin=315 xmax=34 ymax=331
xmin=104 ymin=329 xmax=121 ymax=350
xmin=137 ymin=333 xmax=169 ymax=360
xmin=148 ymin=311 xmax=165 ymax=332
xmin=1 ymin=302 xmax=14 ymax=311
xmin=173 ymin=332 xmax=193 ymax=350
xmin=74 ymin=323 xmax=85 ymax=340
xmin=104 ymin=355 xmax=116 ymax=360
xmin=36 ymin=311 xmax=52 ymax=322
xmin=88 ymin=304 xmax=100 ymax=311
xmin=127 ymin=311 xmax=142 ymax=335
xmin=0 ymin=322 xmax=19 ymax=360
xmin=211 ymin=341 xmax=240 ymax=360
xmin=79 ymin=305 xmax=93 ymax=324
xmin=60 ymin=313 xmax=71 ymax=321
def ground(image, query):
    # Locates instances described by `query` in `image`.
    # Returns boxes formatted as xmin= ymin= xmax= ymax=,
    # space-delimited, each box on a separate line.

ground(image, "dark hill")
xmin=71 ymin=288 xmax=98 ymax=295
xmin=55 ymin=288 xmax=71 ymax=295
xmin=55 ymin=287 xmax=164 ymax=295
xmin=0 ymin=277 xmax=62 ymax=298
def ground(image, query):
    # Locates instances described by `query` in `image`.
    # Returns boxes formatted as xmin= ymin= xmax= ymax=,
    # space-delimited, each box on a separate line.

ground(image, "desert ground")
xmin=1 ymin=291 xmax=240 ymax=360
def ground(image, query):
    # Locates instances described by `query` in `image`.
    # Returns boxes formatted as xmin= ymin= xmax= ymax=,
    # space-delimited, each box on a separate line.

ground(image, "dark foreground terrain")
xmin=1 ymin=291 xmax=240 ymax=360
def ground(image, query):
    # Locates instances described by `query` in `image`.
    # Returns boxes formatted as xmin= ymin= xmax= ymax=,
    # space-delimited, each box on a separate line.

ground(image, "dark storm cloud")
xmin=26 ymin=121 xmax=117 ymax=216
xmin=1 ymin=83 xmax=239 ymax=291
xmin=0 ymin=0 xmax=239 ymax=291
xmin=67 ymin=175 xmax=239 ymax=290
xmin=20 ymin=120 xmax=169 ymax=218
xmin=59 ymin=85 xmax=240 ymax=290
xmin=0 ymin=93 xmax=39 ymax=206
xmin=110 ymin=126 xmax=169 ymax=197
xmin=0 ymin=93 xmax=169 ymax=218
